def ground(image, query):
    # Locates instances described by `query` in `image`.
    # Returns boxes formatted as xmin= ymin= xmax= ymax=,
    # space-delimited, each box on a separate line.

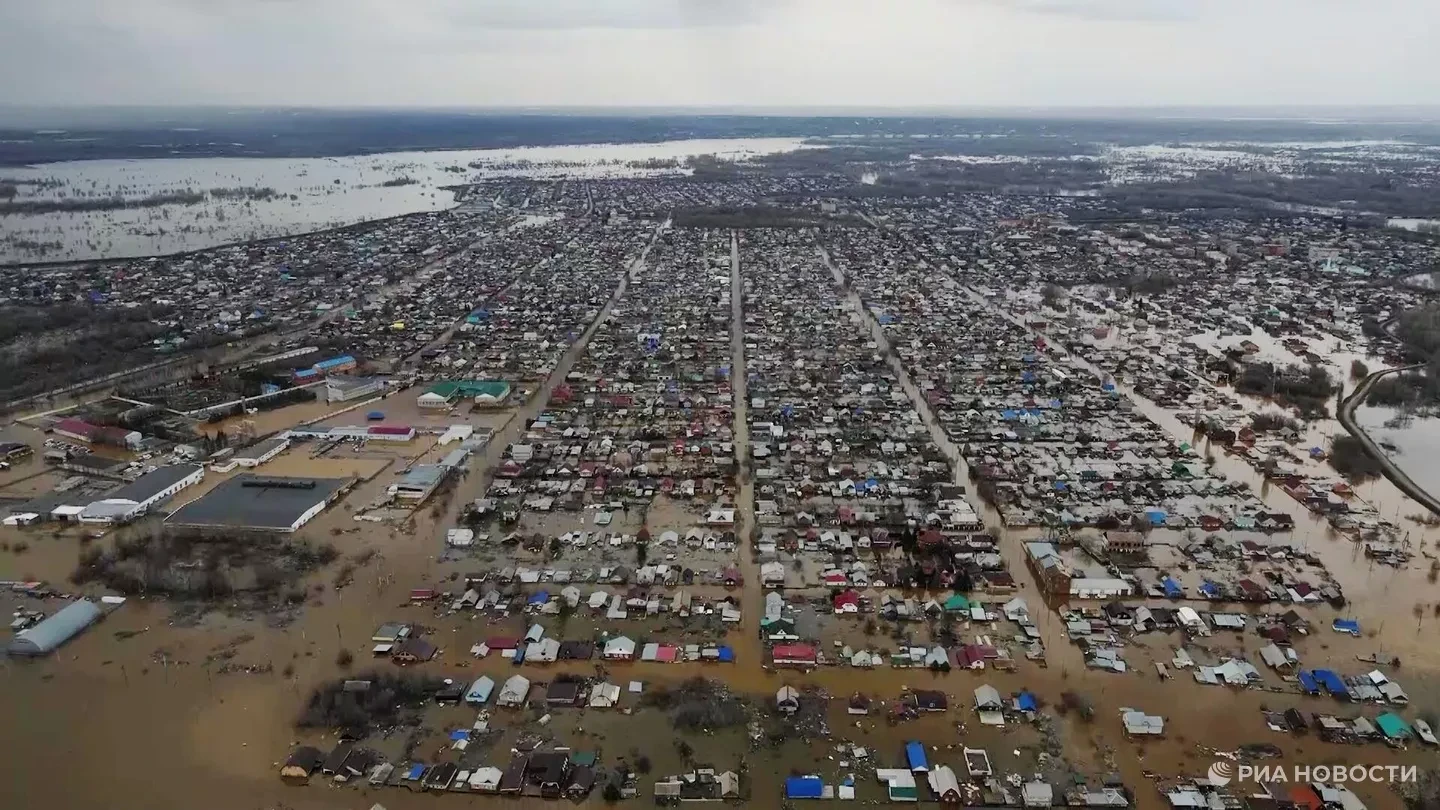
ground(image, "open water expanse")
xmin=0 ymin=137 xmax=808 ymax=264
xmin=1354 ymin=403 xmax=1440 ymax=506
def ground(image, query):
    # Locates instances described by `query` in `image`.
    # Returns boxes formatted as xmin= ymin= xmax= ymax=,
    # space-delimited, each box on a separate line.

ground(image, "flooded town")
xmin=6 ymin=117 xmax=1440 ymax=810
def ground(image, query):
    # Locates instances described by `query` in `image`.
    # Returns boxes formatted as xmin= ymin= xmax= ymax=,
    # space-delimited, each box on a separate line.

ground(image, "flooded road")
xmin=964 ymin=284 xmax=1440 ymax=668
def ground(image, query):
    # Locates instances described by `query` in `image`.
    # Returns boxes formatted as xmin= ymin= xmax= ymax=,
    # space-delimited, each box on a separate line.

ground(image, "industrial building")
xmin=78 ymin=464 xmax=205 ymax=523
xmin=284 ymin=425 xmax=416 ymax=442
xmin=233 ymin=437 xmax=290 ymax=468
xmin=416 ymin=380 xmax=511 ymax=409
xmin=325 ymin=375 xmax=387 ymax=403
xmin=53 ymin=417 xmax=143 ymax=450
xmin=167 ymin=474 xmax=349 ymax=533
xmin=390 ymin=465 xmax=448 ymax=501
xmin=9 ymin=598 xmax=103 ymax=656
xmin=292 ymin=354 xmax=358 ymax=383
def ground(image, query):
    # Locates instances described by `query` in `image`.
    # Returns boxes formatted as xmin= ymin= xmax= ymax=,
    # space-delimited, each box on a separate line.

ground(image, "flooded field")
xmin=1353 ymin=404 xmax=1440 ymax=506
xmin=0 ymin=137 xmax=808 ymax=263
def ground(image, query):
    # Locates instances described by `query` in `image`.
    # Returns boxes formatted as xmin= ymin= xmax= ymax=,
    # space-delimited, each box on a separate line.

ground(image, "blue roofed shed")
xmin=905 ymin=741 xmax=928 ymax=772
xmin=1312 ymin=669 xmax=1348 ymax=696
xmin=785 ymin=776 xmax=824 ymax=799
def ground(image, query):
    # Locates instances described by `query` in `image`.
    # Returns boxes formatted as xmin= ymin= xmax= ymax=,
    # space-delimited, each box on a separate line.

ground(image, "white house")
xmin=496 ymin=674 xmax=530 ymax=707
xmin=603 ymin=636 xmax=637 ymax=661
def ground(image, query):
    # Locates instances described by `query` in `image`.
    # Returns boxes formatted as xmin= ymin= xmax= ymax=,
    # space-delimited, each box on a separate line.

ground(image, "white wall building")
xmin=78 ymin=464 xmax=205 ymax=524
xmin=326 ymin=375 xmax=387 ymax=403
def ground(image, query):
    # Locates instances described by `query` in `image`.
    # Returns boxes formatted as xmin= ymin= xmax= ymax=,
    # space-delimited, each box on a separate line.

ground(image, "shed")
xmin=8 ymin=598 xmax=102 ymax=656
xmin=785 ymin=776 xmax=825 ymax=800
xmin=465 ymin=676 xmax=495 ymax=705
xmin=1376 ymin=712 xmax=1412 ymax=740
xmin=280 ymin=746 xmax=324 ymax=782
xmin=905 ymin=741 xmax=929 ymax=772
xmin=877 ymin=768 xmax=918 ymax=802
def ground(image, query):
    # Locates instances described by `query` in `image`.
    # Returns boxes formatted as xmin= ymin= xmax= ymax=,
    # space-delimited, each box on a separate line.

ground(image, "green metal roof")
xmin=426 ymin=380 xmax=512 ymax=399
xmin=1376 ymin=712 xmax=1412 ymax=738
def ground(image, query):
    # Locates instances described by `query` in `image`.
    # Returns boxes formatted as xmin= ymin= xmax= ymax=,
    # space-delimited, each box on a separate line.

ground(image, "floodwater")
xmin=0 ymin=138 xmax=809 ymax=264
xmin=1354 ymin=403 xmax=1440 ymax=505
xmin=2 ymin=227 xmax=1437 ymax=810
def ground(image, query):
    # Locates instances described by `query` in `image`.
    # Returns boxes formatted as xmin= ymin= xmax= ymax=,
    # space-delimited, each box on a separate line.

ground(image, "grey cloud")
xmin=963 ymin=0 xmax=1195 ymax=22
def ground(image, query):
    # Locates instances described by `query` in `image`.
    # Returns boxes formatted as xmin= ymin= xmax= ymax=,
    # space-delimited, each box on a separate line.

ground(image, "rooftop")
xmin=167 ymin=474 xmax=348 ymax=531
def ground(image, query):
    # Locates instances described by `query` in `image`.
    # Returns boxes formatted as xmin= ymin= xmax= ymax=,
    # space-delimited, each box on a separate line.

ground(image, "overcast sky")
xmin=2 ymin=0 xmax=1436 ymax=108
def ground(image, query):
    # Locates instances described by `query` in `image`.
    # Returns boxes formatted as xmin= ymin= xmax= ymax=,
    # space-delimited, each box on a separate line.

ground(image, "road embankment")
xmin=1336 ymin=364 xmax=1440 ymax=516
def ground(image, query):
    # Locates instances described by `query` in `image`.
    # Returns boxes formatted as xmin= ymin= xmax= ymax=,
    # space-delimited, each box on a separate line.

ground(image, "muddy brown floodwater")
xmin=0 ymin=225 xmax=1434 ymax=810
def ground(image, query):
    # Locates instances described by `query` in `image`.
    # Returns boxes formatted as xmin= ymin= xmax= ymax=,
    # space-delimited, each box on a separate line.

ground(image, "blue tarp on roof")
xmin=1145 ymin=509 xmax=1167 ymax=526
xmin=1001 ymin=409 xmax=1018 ymax=421
xmin=406 ymin=763 xmax=427 ymax=780
xmin=449 ymin=729 xmax=470 ymax=741
xmin=1298 ymin=671 xmax=1320 ymax=694
xmin=905 ymin=741 xmax=928 ymax=772
xmin=785 ymin=776 xmax=824 ymax=799
xmin=1053 ymin=481 xmax=1067 ymax=491
xmin=1332 ymin=618 xmax=1361 ymax=635
xmin=1161 ymin=578 xmax=1183 ymax=598
xmin=1312 ymin=669 xmax=1348 ymax=696
xmin=528 ymin=591 xmax=549 ymax=604
xmin=1016 ymin=691 xmax=1038 ymax=712
xmin=717 ymin=645 xmax=735 ymax=663
xmin=1021 ymin=371 xmax=1037 ymax=382
xmin=1199 ymin=581 xmax=1220 ymax=598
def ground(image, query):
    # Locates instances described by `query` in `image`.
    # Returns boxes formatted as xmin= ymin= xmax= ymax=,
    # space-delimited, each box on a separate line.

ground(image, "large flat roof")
xmin=105 ymin=464 xmax=203 ymax=504
xmin=167 ymin=474 xmax=348 ymax=531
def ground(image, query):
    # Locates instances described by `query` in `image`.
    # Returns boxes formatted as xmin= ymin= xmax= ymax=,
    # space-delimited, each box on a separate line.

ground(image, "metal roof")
xmin=167 ymin=474 xmax=347 ymax=531
xmin=10 ymin=598 xmax=102 ymax=655
xmin=105 ymin=464 xmax=203 ymax=505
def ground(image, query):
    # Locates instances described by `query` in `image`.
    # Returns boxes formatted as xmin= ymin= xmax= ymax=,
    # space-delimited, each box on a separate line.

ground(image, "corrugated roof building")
xmin=9 ymin=598 xmax=102 ymax=656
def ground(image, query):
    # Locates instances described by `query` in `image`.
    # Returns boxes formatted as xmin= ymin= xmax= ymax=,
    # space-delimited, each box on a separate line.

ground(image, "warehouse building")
xmin=325 ymin=375 xmax=387 ymax=403
xmin=390 ymin=465 xmax=447 ymax=501
xmin=233 ymin=437 xmax=290 ymax=468
xmin=417 ymin=380 xmax=512 ymax=409
xmin=167 ymin=474 xmax=349 ymax=533
xmin=78 ymin=464 xmax=205 ymax=524
xmin=9 ymin=598 xmax=103 ymax=656
xmin=53 ymin=417 xmax=143 ymax=450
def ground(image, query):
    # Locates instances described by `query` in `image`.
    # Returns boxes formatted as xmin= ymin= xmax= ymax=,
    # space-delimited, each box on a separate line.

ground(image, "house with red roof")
xmin=771 ymin=644 xmax=817 ymax=668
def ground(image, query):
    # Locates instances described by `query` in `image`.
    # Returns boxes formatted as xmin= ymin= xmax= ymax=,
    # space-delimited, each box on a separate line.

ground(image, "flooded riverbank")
xmin=1354 ymin=402 xmax=1440 ymax=510
xmin=0 ymin=138 xmax=808 ymax=263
